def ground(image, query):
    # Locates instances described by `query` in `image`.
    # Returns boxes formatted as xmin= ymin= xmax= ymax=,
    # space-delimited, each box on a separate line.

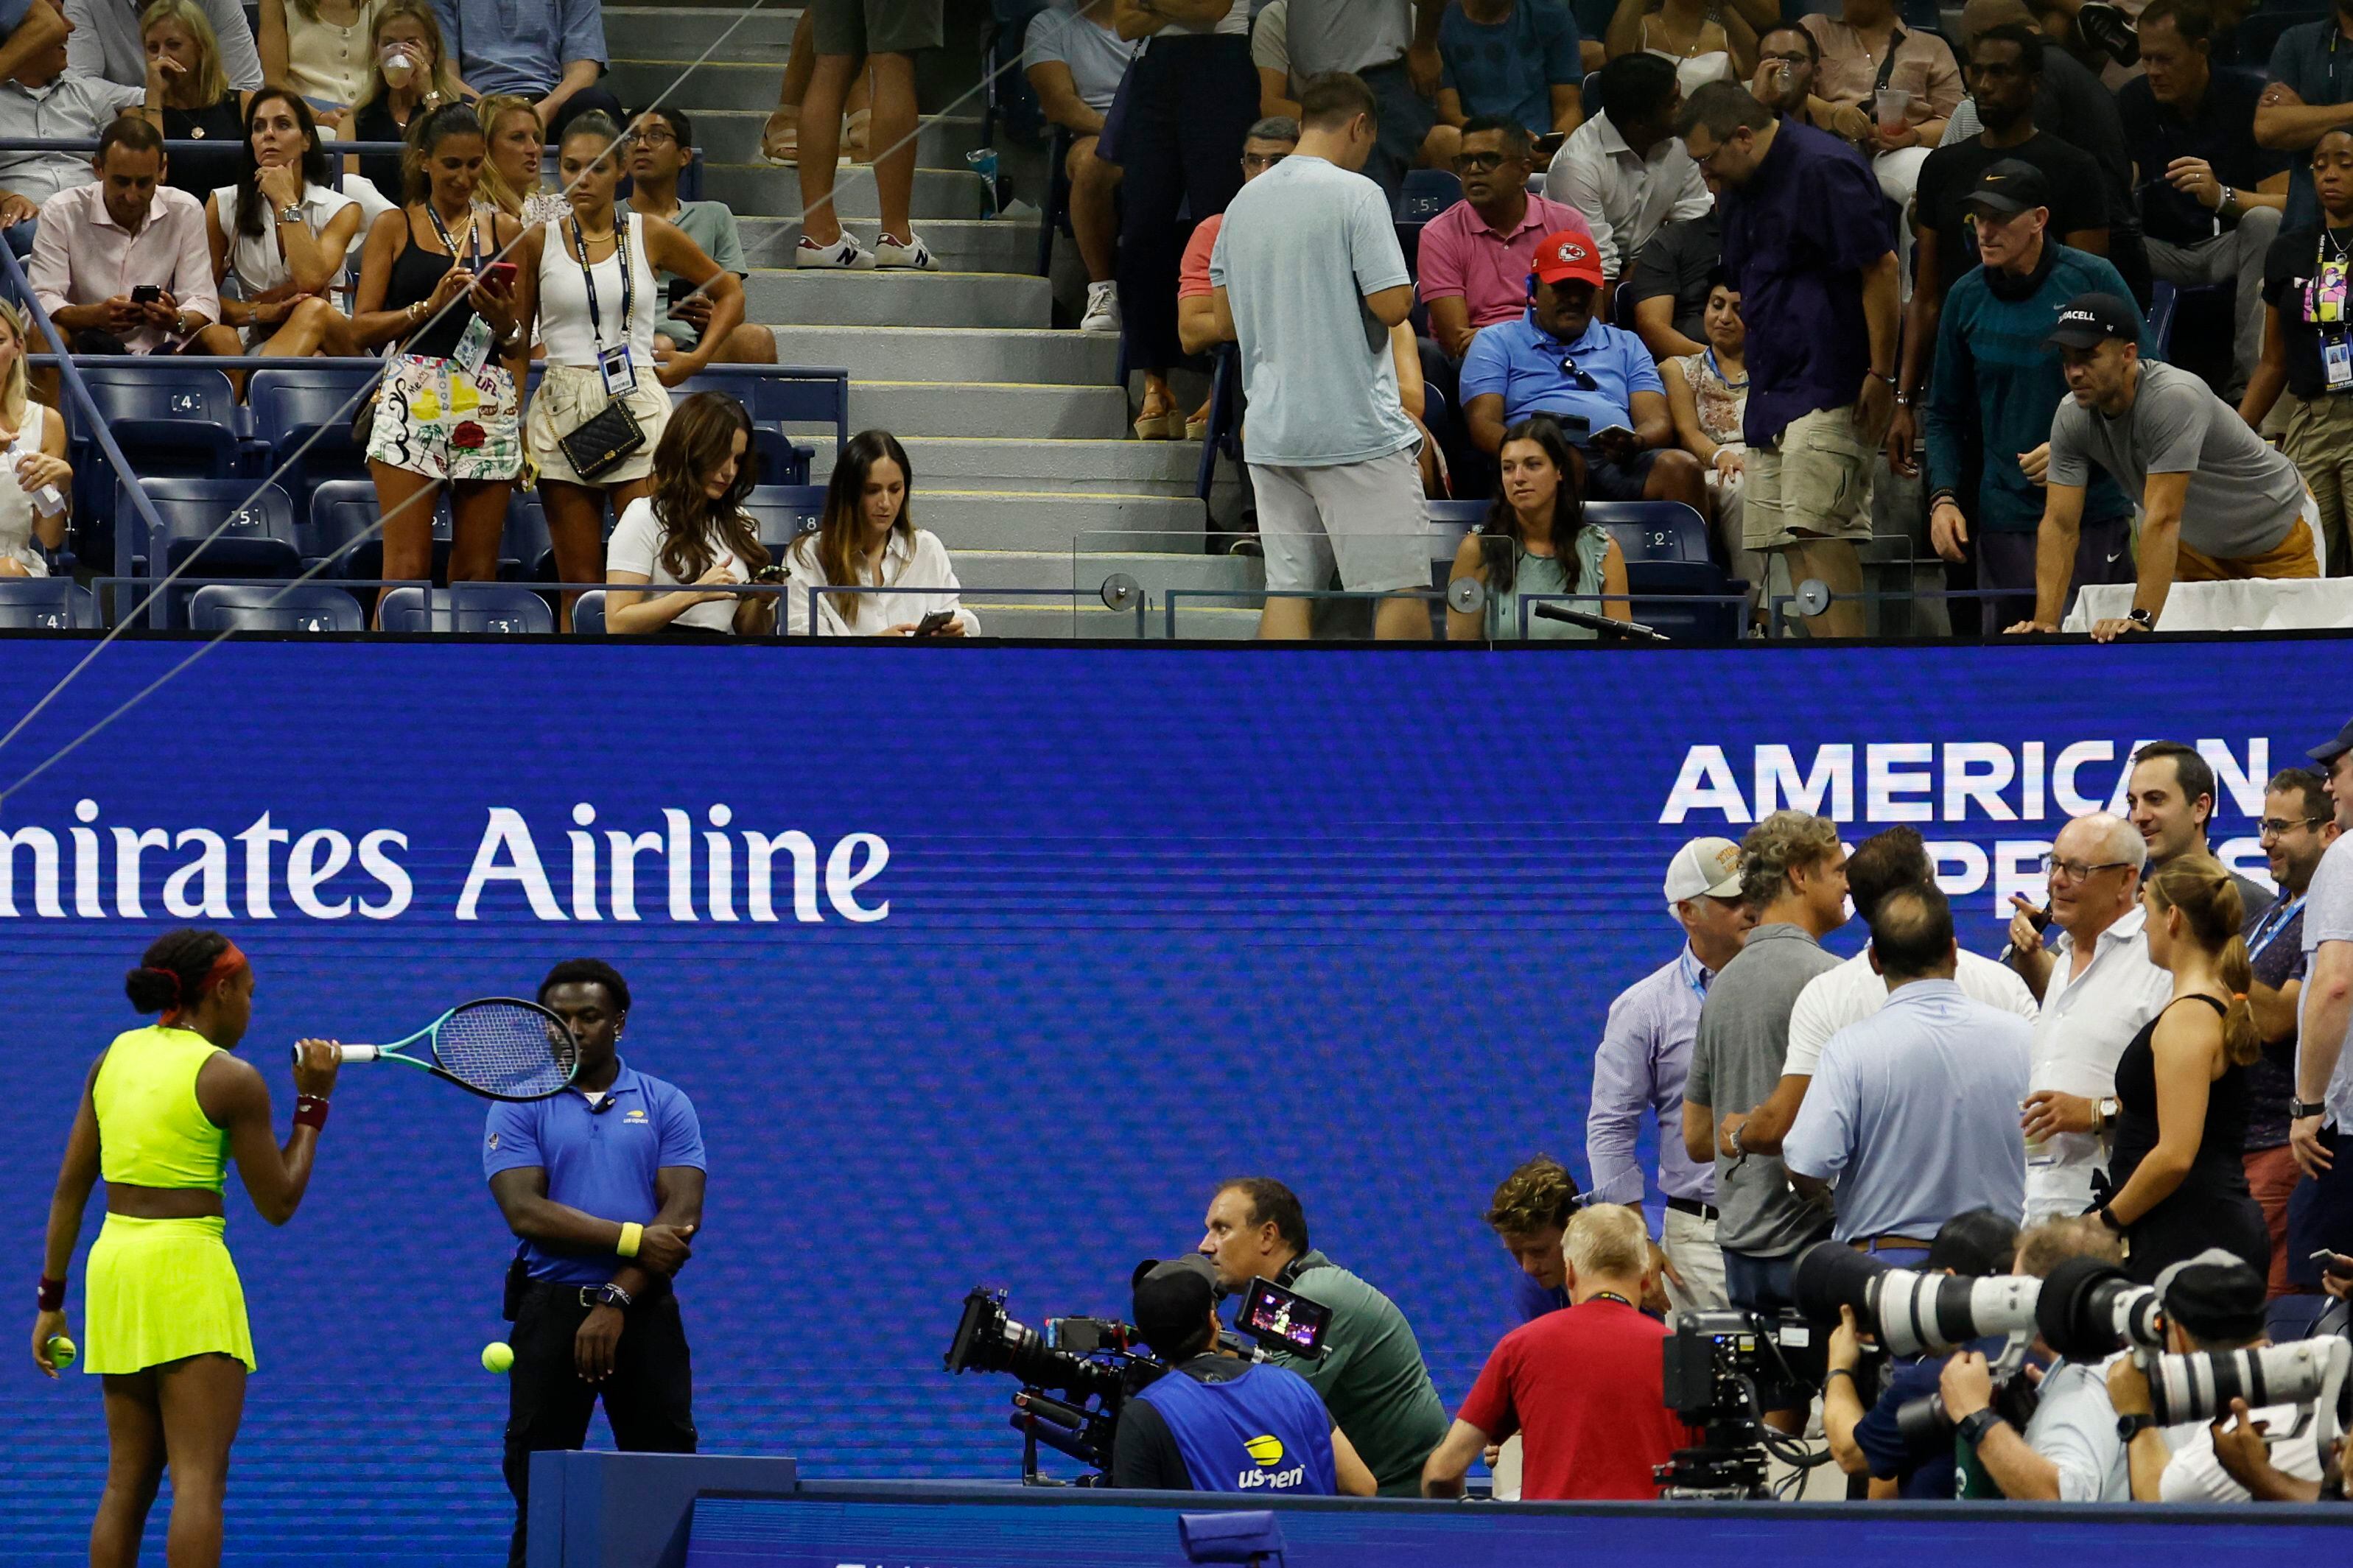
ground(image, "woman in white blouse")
xmin=604 ymin=392 xmax=776 ymax=636
xmin=0 ymin=300 xmax=73 ymax=578
xmin=200 ymin=88 xmax=363 ymax=358
xmin=259 ymin=0 xmax=381 ymax=116
xmin=785 ymin=429 xmax=976 ymax=636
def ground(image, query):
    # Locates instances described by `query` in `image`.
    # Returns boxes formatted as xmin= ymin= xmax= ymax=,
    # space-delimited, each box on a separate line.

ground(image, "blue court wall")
xmin=0 ymin=636 xmax=2347 ymax=1564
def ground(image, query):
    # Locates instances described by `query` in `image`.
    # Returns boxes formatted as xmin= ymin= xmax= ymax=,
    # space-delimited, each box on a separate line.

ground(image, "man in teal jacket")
xmin=1922 ymin=159 xmax=2150 ymax=627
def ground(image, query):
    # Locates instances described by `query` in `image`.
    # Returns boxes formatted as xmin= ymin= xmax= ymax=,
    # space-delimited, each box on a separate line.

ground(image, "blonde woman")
xmin=478 ymin=92 xmax=567 ymax=226
xmin=0 ymin=299 xmax=72 ymax=578
xmin=138 ymin=0 xmax=250 ymax=199
xmin=340 ymin=0 xmax=468 ymax=204
xmin=259 ymin=0 xmax=381 ymax=116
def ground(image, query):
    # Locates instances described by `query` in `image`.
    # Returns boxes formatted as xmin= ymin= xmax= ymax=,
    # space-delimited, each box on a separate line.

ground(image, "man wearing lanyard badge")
xmin=2246 ymin=767 xmax=2340 ymax=1314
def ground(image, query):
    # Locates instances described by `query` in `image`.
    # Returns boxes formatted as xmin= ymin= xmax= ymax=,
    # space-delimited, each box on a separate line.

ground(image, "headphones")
xmin=1526 ymin=271 xmax=1541 ymax=307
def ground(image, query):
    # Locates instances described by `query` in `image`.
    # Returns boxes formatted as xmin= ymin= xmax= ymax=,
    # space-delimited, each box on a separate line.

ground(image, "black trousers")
xmin=1113 ymin=33 xmax=1256 ymax=374
xmin=504 ymin=1284 xmax=697 ymax=1568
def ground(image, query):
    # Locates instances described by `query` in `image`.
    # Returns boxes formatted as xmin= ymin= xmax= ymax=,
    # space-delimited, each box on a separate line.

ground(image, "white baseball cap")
xmin=1664 ymin=836 xmax=1744 ymax=905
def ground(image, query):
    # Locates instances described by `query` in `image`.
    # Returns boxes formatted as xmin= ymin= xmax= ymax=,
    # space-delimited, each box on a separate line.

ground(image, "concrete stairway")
xmin=601 ymin=5 xmax=1262 ymax=638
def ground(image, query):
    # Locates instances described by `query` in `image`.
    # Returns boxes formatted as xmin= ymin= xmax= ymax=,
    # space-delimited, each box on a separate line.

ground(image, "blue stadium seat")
xmin=0 ymin=577 xmax=94 ymax=628
xmin=743 ymin=484 xmax=826 ymax=552
xmin=188 ymin=582 xmax=365 ymax=633
xmin=308 ymin=478 xmax=453 ymax=579
xmin=1396 ymin=167 xmax=1462 ymax=223
xmin=1585 ymin=500 xmax=1713 ymax=565
xmin=378 ymin=584 xmax=554 ymax=634
xmin=1587 ymin=501 xmax=1742 ymax=642
xmin=678 ymin=368 xmax=841 ymax=476
xmin=74 ymin=364 xmax=240 ymax=477
xmin=248 ymin=364 xmax=376 ymax=506
xmin=503 ymin=491 xmax=553 ymax=579
xmin=1428 ymin=498 xmax=1485 ymax=560
xmin=572 ymin=588 xmax=606 ymax=635
xmin=133 ymin=478 xmax=302 ymax=580
xmin=1196 ymin=344 xmax=1242 ymax=502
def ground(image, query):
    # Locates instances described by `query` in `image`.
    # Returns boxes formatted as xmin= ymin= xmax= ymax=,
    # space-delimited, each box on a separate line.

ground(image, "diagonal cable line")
xmin=0 ymin=10 xmax=1032 ymax=806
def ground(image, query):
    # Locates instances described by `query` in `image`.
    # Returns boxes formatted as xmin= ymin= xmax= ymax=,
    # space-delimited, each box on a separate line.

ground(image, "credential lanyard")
xmin=572 ymin=212 xmax=634 ymax=358
xmin=426 ymin=200 xmax=480 ymax=271
xmin=2247 ymin=893 xmax=2307 ymax=962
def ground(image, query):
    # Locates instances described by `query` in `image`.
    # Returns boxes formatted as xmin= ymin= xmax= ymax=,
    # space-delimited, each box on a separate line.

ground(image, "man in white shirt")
xmin=29 ymin=116 xmax=217 ymax=356
xmin=1721 ymin=826 xmax=2036 ymax=1162
xmin=2105 ymin=1249 xmax=2329 ymax=1502
xmin=1544 ymin=53 xmax=1711 ymax=289
xmin=2006 ymin=811 xmax=2173 ymax=1221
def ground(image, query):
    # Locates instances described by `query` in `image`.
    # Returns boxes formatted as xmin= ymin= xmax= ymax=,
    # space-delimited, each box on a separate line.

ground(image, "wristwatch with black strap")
xmin=581 ymin=1282 xmax=633 ymax=1311
xmin=2094 ymin=1095 xmax=2120 ymax=1134
xmin=2117 ymin=1412 xmax=2159 ymax=1441
xmin=2125 ymin=607 xmax=2155 ymax=631
xmin=2293 ymin=1099 xmax=2329 ymax=1120
xmin=1957 ymin=1408 xmax=2002 ymax=1449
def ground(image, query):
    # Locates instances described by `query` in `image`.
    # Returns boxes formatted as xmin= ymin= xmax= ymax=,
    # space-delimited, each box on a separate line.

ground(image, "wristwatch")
xmin=1957 ymin=1409 xmax=2002 ymax=1449
xmin=2293 ymin=1100 xmax=2329 ymax=1119
xmin=2117 ymin=1412 xmax=2158 ymax=1441
xmin=2125 ymin=608 xmax=2155 ymax=631
xmin=2095 ymin=1095 xmax=2121 ymax=1133
xmin=278 ymin=203 xmax=303 ymax=225
xmin=582 ymin=1282 xmax=633 ymax=1311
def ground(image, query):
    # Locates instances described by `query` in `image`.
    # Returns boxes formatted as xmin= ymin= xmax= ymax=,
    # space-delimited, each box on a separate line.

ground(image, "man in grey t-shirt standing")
xmin=1211 ymin=71 xmax=1431 ymax=641
xmin=1683 ymin=809 xmax=1847 ymax=1326
xmin=2010 ymin=291 xmax=2321 ymax=641
xmin=1279 ymin=0 xmax=1443 ymax=202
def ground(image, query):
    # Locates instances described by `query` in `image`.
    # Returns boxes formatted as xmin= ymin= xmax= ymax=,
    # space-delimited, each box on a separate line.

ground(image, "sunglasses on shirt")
xmin=1557 ymin=355 xmax=1599 ymax=391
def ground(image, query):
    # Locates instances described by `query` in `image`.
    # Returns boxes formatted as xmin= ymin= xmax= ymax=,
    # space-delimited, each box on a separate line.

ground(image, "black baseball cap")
xmin=2044 ymin=291 xmax=2142 ymax=351
xmin=1131 ymin=1255 xmax=1219 ymax=1356
xmin=2155 ymin=1248 xmax=2267 ymax=1344
xmin=1963 ymin=158 xmax=2052 ymax=216
xmin=2311 ymin=715 xmax=2353 ymax=765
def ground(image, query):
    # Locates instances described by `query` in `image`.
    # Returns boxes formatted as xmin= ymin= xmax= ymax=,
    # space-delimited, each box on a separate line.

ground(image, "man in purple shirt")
xmin=1675 ymin=80 xmax=1898 ymax=640
xmin=1582 ymin=836 xmax=1750 ymax=1312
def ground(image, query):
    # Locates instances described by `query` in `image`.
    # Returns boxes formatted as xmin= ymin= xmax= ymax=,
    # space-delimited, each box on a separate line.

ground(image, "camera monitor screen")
xmin=1237 ymin=1277 xmax=1330 ymax=1358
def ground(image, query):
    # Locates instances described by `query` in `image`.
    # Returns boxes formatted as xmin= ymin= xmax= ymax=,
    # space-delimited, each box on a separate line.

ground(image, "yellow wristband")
xmin=617 ymin=1221 xmax=642 ymax=1259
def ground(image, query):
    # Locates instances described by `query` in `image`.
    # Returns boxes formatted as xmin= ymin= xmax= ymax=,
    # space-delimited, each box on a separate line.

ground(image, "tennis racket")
xmin=292 ymin=999 xmax=580 ymax=1101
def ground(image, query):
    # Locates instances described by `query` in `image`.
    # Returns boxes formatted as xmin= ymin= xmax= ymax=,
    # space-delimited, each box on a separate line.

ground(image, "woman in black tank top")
xmin=2100 ymin=856 xmax=2273 ymax=1283
xmin=138 ymin=0 xmax=252 ymax=200
xmin=348 ymin=103 xmax=525 ymax=620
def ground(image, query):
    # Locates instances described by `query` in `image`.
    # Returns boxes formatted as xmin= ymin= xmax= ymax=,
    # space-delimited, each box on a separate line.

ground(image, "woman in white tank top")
xmin=1610 ymin=0 xmax=1754 ymax=94
xmin=510 ymin=112 xmax=746 ymax=618
xmin=0 ymin=300 xmax=73 ymax=578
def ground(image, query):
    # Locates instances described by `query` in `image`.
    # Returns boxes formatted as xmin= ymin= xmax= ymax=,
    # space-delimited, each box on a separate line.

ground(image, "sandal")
xmin=1133 ymin=406 xmax=1184 ymax=440
xmin=1184 ymin=399 xmax=1211 ymax=441
xmin=760 ymin=104 xmax=798 ymax=166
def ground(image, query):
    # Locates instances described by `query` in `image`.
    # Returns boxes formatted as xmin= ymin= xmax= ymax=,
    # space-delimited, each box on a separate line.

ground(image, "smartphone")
xmin=912 ymin=608 xmax=957 ymax=637
xmin=2310 ymin=1249 xmax=2353 ymax=1279
xmin=2026 ymin=901 xmax=2053 ymax=933
xmin=480 ymin=261 xmax=518 ymax=291
xmin=667 ymin=275 xmax=697 ymax=312
xmin=131 ymin=284 xmax=161 ymax=303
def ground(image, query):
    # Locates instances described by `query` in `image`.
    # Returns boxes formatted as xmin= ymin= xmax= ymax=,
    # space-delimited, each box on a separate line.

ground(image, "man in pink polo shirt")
xmin=1417 ymin=116 xmax=1595 ymax=364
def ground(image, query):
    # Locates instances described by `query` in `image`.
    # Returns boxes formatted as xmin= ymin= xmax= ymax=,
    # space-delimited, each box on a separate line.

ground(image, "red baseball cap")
xmin=1530 ymin=230 xmax=1604 ymax=288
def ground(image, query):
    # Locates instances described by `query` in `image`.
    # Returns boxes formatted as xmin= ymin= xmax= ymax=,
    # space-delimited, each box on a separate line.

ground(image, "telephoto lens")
xmin=1790 ymin=1242 xmax=2041 ymax=1356
xmin=2147 ymin=1338 xmax=2349 ymax=1427
xmin=2034 ymin=1257 xmax=2167 ymax=1360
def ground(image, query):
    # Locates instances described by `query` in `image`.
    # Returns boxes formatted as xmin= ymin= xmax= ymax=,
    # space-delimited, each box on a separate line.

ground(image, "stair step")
xmin=817 ymin=436 xmax=1203 ymax=494
xmin=600 ymin=5 xmax=803 ymax=60
xmin=606 ymin=60 xmax=790 ymax=114
xmin=768 ymin=325 xmax=1113 ymax=385
xmin=958 ymin=549 xmax=1260 ymax=594
xmin=744 ymin=268 xmax=1049 ymax=328
xmin=918 ymin=490 xmax=1207 ymax=552
xmin=961 ymin=602 xmax=1156 ymax=640
xmin=667 ymin=108 xmax=984 ymax=166
xmin=703 ymin=163 xmax=981 ymax=222
xmin=740 ymin=215 xmax=1036 ymax=274
xmin=850 ymin=379 xmax=1130 ymax=438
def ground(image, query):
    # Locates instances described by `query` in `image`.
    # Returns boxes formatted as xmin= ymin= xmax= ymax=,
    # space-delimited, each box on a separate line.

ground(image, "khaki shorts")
xmin=1744 ymin=403 xmax=1874 ymax=551
xmin=1250 ymin=448 xmax=1429 ymax=595
xmin=810 ymin=0 xmax=944 ymax=56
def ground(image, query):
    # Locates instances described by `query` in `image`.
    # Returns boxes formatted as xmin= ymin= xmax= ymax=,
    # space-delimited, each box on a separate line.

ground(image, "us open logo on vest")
xmin=1236 ymin=1433 xmax=1308 ymax=1491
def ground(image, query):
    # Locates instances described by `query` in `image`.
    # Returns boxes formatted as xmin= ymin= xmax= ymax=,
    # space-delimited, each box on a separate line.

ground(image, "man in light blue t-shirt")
xmin=1210 ymin=71 xmax=1429 ymax=640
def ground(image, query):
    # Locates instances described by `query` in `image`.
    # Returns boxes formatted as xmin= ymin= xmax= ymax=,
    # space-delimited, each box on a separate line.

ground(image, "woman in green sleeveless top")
xmin=30 ymin=929 xmax=342 ymax=1568
xmin=1445 ymin=415 xmax=1630 ymax=641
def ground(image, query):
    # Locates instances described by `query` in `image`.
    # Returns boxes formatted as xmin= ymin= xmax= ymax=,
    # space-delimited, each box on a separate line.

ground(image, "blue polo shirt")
xmin=1439 ymin=0 xmax=1582 ymax=135
xmin=1458 ymin=309 xmax=1661 ymax=436
xmin=483 ymin=1061 xmax=705 ymax=1285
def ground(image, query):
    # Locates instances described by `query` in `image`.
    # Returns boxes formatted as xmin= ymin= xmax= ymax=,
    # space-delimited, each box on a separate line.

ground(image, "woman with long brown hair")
xmin=2097 ymin=854 xmax=2273 ymax=1283
xmin=200 ymin=88 xmax=362 ymax=359
xmin=783 ymin=429 xmax=975 ymax=636
xmin=1444 ymin=414 xmax=1629 ymax=641
xmin=603 ymin=392 xmax=774 ymax=635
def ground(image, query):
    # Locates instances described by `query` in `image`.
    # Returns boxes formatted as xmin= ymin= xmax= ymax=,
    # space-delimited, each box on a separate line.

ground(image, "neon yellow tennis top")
xmin=93 ymin=1025 xmax=229 ymax=1192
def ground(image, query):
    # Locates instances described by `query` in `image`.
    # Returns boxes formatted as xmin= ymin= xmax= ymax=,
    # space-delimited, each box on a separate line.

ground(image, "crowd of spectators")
xmin=1093 ymin=718 xmax=2353 ymax=1503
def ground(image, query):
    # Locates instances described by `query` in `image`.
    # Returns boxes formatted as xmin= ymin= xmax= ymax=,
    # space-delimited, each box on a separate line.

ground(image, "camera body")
xmin=1656 ymin=1309 xmax=1818 ymax=1499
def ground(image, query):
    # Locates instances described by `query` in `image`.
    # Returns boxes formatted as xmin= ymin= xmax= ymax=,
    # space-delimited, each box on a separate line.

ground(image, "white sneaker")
xmin=1081 ymin=280 xmax=1121 ymax=334
xmin=872 ymin=231 xmax=939 ymax=270
xmin=796 ymin=233 xmax=874 ymax=270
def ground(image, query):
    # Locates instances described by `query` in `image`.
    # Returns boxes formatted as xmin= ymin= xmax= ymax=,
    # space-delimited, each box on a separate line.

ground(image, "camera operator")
xmin=2103 ymin=1248 xmax=2327 ymax=1501
xmin=1110 ymin=1255 xmax=1377 ymax=1497
xmin=1198 ymin=1178 xmax=1449 ymax=1496
xmin=1421 ymin=1204 xmax=1701 ymax=1501
xmin=1937 ymin=1216 xmax=2131 ymax=1500
xmin=1487 ymin=1155 xmax=1579 ymax=1321
xmin=1784 ymin=884 xmax=2033 ymax=1261
xmin=1823 ymin=1209 xmax=2022 ymax=1498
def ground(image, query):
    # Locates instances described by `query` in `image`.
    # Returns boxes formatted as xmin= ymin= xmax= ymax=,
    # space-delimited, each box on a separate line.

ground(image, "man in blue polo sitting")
xmin=1460 ymin=228 xmax=1710 ymax=510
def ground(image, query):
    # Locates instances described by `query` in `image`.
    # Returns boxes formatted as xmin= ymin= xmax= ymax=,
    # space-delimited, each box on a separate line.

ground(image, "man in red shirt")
xmin=1421 ymin=1203 xmax=1698 ymax=1500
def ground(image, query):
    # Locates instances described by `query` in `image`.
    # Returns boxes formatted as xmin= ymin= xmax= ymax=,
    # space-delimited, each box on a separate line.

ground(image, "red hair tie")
xmin=161 ymin=941 xmax=250 ymax=1026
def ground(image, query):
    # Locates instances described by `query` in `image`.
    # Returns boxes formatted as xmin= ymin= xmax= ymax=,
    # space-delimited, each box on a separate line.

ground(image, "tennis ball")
xmin=45 ymin=1335 xmax=75 ymax=1369
xmin=481 ymin=1340 xmax=513 ymax=1374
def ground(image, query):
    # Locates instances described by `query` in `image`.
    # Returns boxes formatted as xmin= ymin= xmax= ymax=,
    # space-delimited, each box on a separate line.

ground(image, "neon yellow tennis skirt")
xmin=84 ymin=1213 xmax=256 ymax=1374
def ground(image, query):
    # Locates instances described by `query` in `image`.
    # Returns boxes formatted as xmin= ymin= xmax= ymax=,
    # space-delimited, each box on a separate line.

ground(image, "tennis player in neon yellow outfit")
xmin=30 ymin=929 xmax=343 ymax=1568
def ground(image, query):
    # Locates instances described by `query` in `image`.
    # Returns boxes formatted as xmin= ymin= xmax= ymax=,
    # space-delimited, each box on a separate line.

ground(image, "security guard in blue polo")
xmin=1110 ymin=1256 xmax=1375 ymax=1494
xmin=484 ymin=958 xmax=706 ymax=1568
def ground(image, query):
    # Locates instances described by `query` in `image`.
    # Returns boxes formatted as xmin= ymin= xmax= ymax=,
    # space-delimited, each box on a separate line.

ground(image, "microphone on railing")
xmin=1532 ymin=603 xmax=1670 ymax=642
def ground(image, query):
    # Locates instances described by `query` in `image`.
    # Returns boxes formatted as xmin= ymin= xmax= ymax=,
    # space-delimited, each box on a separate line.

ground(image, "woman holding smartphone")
xmin=783 ymin=429 xmax=975 ymax=636
xmin=508 ymin=113 xmax=742 ymax=609
xmin=350 ymin=102 xmax=524 ymax=605
xmin=603 ymin=392 xmax=776 ymax=636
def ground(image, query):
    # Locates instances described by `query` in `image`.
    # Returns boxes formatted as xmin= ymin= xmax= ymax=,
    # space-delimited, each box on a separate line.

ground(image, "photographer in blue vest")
xmin=1110 ymin=1255 xmax=1376 ymax=1496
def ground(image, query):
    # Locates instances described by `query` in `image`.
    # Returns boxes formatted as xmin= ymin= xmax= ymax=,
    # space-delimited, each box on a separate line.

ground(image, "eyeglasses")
xmin=623 ymin=127 xmax=677 ymax=147
xmin=1454 ymin=150 xmax=1512 ymax=172
xmin=1240 ymin=151 xmax=1287 ymax=172
xmin=1556 ymin=354 xmax=1599 ymax=390
xmin=2259 ymin=815 xmax=2326 ymax=840
xmin=2041 ymin=854 xmax=2133 ymax=882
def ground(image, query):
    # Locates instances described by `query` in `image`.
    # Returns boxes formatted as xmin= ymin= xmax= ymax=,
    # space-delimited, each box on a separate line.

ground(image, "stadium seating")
xmin=0 ymin=576 xmax=95 ymax=629
xmin=248 ymin=364 xmax=376 ymax=507
xmin=306 ymin=479 xmax=453 ymax=580
xmin=377 ymin=584 xmax=555 ymax=634
xmin=188 ymin=582 xmax=366 ymax=633
xmin=572 ymin=588 xmax=608 ymax=635
xmin=743 ymin=485 xmax=827 ymax=551
xmin=134 ymin=478 xmax=302 ymax=583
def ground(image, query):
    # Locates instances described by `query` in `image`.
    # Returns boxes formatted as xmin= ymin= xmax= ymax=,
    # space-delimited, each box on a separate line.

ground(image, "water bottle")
xmin=967 ymin=147 xmax=1000 ymax=220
